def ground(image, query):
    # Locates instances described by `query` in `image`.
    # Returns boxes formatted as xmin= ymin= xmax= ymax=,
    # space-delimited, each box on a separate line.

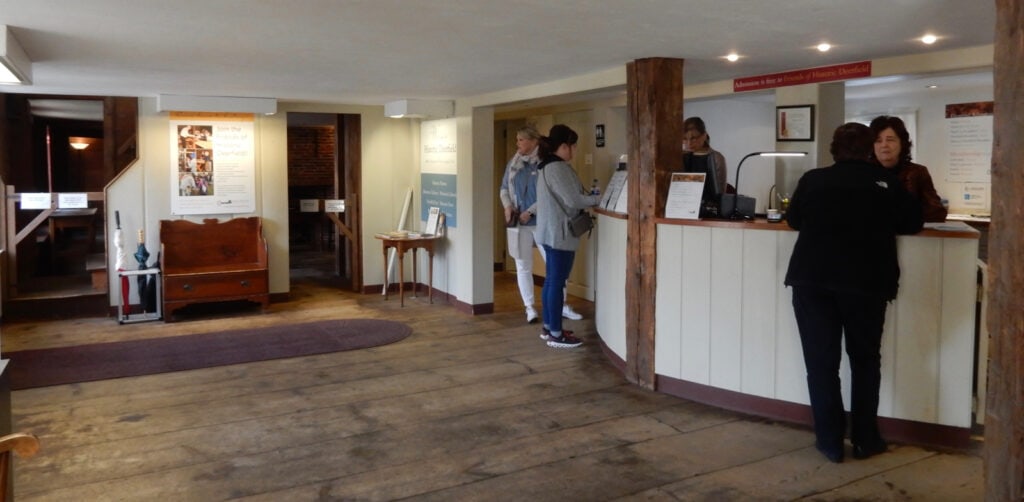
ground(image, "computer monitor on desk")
xmin=682 ymin=153 xmax=723 ymax=218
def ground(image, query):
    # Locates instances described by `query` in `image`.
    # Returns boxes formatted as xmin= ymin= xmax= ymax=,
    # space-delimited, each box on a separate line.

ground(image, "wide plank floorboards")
xmin=4 ymin=269 xmax=984 ymax=501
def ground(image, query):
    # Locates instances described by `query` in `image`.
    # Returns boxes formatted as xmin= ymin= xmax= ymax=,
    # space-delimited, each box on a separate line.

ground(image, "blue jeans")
xmin=541 ymin=245 xmax=575 ymax=334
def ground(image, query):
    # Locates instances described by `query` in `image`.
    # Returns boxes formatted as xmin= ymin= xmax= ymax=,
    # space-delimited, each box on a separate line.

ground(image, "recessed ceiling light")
xmin=817 ymin=43 xmax=831 ymax=52
xmin=926 ymin=84 xmax=939 ymax=89
xmin=725 ymin=53 xmax=739 ymax=62
xmin=921 ymin=34 xmax=938 ymax=44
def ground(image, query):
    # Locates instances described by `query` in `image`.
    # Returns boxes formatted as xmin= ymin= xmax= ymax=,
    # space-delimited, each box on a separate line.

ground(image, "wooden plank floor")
xmin=3 ymin=264 xmax=984 ymax=501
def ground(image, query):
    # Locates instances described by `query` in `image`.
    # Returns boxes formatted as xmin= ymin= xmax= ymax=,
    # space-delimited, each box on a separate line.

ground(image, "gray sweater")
xmin=535 ymin=159 xmax=600 ymax=251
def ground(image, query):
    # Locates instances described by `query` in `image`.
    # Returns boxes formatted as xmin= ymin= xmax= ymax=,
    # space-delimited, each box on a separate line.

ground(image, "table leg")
xmin=398 ymin=245 xmax=405 ymax=307
xmin=428 ymin=249 xmax=434 ymax=304
xmin=411 ymin=248 xmax=419 ymax=298
xmin=382 ymin=247 xmax=389 ymax=300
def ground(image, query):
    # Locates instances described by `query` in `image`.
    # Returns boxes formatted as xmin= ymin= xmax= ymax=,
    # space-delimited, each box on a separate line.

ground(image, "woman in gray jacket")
xmin=535 ymin=125 xmax=600 ymax=348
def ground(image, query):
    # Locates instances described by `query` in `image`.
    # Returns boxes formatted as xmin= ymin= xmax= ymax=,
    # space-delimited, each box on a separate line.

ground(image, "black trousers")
xmin=791 ymin=286 xmax=887 ymax=448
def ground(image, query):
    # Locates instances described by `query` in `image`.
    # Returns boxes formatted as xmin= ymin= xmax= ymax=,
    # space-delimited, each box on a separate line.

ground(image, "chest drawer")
xmin=163 ymin=270 xmax=267 ymax=300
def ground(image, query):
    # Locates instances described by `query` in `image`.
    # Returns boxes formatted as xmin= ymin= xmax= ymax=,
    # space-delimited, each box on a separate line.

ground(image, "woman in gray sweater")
xmin=535 ymin=125 xmax=600 ymax=348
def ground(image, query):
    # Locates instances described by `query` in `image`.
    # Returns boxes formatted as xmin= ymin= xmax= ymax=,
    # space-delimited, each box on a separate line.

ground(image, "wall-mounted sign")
xmin=325 ymin=199 xmax=345 ymax=212
xmin=299 ymin=199 xmax=319 ymax=212
xmin=169 ymin=112 xmax=255 ymax=215
xmin=19 ymin=193 xmax=51 ymax=210
xmin=58 ymin=192 xmax=89 ymax=209
xmin=734 ymin=61 xmax=871 ymax=92
xmin=420 ymin=118 xmax=458 ymax=227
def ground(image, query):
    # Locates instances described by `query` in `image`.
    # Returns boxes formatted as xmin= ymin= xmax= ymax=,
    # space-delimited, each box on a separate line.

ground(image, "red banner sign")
xmin=733 ymin=61 xmax=872 ymax=92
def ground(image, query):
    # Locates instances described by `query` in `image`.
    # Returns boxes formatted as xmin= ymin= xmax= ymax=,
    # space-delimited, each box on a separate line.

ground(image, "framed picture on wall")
xmin=776 ymin=105 xmax=815 ymax=141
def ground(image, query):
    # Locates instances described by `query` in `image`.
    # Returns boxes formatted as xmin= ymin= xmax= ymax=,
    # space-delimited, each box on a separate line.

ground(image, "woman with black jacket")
xmin=785 ymin=122 xmax=923 ymax=463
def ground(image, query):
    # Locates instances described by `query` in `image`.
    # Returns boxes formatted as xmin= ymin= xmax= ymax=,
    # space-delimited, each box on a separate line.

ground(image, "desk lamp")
xmin=726 ymin=151 xmax=807 ymax=219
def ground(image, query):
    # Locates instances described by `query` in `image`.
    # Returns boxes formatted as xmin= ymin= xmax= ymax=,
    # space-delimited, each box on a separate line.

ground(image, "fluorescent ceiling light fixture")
xmin=0 ymin=25 xmax=32 ymax=85
xmin=157 ymin=94 xmax=277 ymax=115
xmin=384 ymin=99 xmax=454 ymax=119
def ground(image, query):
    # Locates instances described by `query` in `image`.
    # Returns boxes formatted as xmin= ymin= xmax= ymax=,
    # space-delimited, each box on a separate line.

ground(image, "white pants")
xmin=508 ymin=226 xmax=564 ymax=308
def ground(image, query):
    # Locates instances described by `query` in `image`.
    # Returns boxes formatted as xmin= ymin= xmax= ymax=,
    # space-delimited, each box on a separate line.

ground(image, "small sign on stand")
xmin=665 ymin=172 xmax=706 ymax=220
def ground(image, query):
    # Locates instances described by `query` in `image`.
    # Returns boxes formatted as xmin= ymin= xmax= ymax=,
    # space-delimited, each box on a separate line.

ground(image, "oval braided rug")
xmin=5 ymin=319 xmax=411 ymax=390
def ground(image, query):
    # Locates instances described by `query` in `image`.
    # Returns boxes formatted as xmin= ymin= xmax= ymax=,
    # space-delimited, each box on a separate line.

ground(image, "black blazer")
xmin=784 ymin=159 xmax=923 ymax=300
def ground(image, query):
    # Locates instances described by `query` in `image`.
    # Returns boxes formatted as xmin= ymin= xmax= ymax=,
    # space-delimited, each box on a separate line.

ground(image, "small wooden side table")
xmin=375 ymin=234 xmax=441 ymax=307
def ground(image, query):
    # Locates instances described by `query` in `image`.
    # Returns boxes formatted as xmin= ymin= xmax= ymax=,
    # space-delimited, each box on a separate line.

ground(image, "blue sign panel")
xmin=421 ymin=173 xmax=457 ymax=228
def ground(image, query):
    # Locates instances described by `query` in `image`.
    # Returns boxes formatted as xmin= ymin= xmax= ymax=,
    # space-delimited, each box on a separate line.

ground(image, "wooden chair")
xmin=0 ymin=433 xmax=39 ymax=502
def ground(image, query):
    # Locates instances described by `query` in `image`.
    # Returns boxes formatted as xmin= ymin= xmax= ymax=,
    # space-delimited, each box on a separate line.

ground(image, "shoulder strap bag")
xmin=541 ymin=167 xmax=594 ymax=238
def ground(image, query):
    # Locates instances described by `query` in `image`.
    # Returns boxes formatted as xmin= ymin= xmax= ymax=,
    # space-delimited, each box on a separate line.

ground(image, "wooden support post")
xmin=625 ymin=58 xmax=684 ymax=389
xmin=984 ymin=1 xmax=1023 ymax=499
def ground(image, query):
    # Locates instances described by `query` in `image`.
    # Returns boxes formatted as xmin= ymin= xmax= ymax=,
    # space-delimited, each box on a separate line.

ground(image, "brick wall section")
xmin=287 ymin=126 xmax=335 ymax=186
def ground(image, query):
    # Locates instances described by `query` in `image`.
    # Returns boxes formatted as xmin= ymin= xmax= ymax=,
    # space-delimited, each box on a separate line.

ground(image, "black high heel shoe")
xmin=815 ymin=441 xmax=844 ymax=463
xmin=852 ymin=440 xmax=888 ymax=460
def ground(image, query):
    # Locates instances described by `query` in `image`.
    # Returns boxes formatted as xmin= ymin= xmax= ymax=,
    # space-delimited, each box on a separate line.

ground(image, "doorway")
xmin=1 ymin=95 xmax=138 ymax=316
xmin=285 ymin=113 xmax=362 ymax=291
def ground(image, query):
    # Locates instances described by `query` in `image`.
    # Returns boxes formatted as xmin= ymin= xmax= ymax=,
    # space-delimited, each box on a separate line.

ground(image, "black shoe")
xmin=852 ymin=440 xmax=888 ymax=460
xmin=815 ymin=441 xmax=844 ymax=463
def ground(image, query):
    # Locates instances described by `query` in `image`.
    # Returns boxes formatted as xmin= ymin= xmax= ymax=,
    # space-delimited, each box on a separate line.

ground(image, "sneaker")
xmin=546 ymin=331 xmax=583 ymax=348
xmin=525 ymin=306 xmax=539 ymax=324
xmin=539 ymin=328 xmax=573 ymax=341
xmin=562 ymin=305 xmax=583 ymax=320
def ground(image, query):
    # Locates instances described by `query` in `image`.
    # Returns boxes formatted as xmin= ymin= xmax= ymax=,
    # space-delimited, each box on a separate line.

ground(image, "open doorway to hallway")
xmin=285 ymin=112 xmax=362 ymax=291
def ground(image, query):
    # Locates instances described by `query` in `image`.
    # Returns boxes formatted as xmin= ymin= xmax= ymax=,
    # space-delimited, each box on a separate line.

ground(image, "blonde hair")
xmin=516 ymin=125 xmax=541 ymax=141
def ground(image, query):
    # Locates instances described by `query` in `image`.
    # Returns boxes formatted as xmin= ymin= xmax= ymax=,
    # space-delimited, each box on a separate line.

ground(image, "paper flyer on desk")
xmin=665 ymin=173 xmax=705 ymax=219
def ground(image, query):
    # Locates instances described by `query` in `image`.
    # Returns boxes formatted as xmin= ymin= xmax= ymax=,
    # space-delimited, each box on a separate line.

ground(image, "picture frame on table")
xmin=776 ymin=105 xmax=815 ymax=141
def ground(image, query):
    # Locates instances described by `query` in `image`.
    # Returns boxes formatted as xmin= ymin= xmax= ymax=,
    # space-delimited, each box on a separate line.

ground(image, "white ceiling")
xmin=0 ymin=0 xmax=995 ymax=107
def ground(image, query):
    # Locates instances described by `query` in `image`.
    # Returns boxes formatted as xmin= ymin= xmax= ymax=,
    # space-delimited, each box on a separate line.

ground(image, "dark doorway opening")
xmin=286 ymin=113 xmax=362 ymax=291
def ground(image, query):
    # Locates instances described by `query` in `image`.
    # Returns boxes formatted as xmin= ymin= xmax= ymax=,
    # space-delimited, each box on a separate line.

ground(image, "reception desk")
xmin=594 ymin=211 xmax=980 ymax=448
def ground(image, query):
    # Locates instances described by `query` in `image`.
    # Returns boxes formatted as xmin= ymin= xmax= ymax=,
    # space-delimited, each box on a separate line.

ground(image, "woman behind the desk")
xmin=870 ymin=115 xmax=947 ymax=222
xmin=684 ymin=116 xmax=724 ymax=213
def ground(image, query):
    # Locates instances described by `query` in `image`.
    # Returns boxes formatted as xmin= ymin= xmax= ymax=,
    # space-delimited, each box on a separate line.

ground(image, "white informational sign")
xmin=945 ymin=114 xmax=992 ymax=183
xmin=959 ymin=182 xmax=990 ymax=213
xmin=19 ymin=193 xmax=52 ymax=210
xmin=324 ymin=199 xmax=346 ymax=212
xmin=613 ymin=180 xmax=629 ymax=213
xmin=420 ymin=118 xmax=458 ymax=227
xmin=57 ymin=192 xmax=89 ymax=209
xmin=169 ymin=112 xmax=256 ymax=215
xmin=600 ymin=170 xmax=628 ymax=212
xmin=299 ymin=199 xmax=319 ymax=212
xmin=424 ymin=206 xmax=441 ymax=235
xmin=943 ymin=101 xmax=993 ymax=216
xmin=665 ymin=173 xmax=705 ymax=220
